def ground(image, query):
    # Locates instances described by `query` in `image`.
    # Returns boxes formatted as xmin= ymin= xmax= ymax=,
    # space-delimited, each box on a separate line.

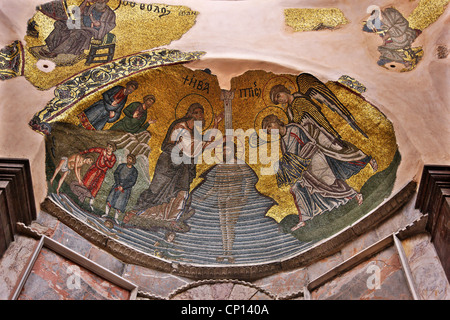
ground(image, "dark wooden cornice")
xmin=415 ymin=165 xmax=450 ymax=281
xmin=0 ymin=158 xmax=37 ymax=257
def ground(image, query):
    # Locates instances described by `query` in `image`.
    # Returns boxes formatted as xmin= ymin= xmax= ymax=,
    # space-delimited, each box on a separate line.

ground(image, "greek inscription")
xmin=120 ymin=1 xmax=171 ymax=17
xmin=182 ymin=74 xmax=210 ymax=94
xmin=239 ymin=81 xmax=261 ymax=98
xmin=179 ymin=10 xmax=199 ymax=16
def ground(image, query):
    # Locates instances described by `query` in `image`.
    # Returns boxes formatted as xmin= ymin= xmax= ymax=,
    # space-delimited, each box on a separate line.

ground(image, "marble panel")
xmin=402 ymin=233 xmax=450 ymax=300
xmin=311 ymin=246 xmax=413 ymax=300
xmin=17 ymin=247 xmax=130 ymax=300
xmin=122 ymin=264 xmax=191 ymax=298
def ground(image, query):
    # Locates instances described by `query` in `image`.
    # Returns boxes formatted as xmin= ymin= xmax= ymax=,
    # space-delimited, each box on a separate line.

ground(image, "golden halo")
xmin=174 ymin=93 xmax=214 ymax=132
xmin=261 ymin=75 xmax=297 ymax=107
xmin=109 ymin=0 xmax=122 ymax=11
xmin=254 ymin=105 xmax=289 ymax=143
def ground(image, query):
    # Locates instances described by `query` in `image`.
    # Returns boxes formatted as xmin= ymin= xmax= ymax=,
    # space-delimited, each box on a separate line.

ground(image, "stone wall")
xmin=1 ymin=192 xmax=448 ymax=300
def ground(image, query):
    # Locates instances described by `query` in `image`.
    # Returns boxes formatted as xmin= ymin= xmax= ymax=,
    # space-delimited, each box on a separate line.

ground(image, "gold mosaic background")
xmin=53 ymin=66 xmax=397 ymax=223
xmin=284 ymin=8 xmax=349 ymax=32
xmin=407 ymin=0 xmax=450 ymax=30
xmin=24 ymin=0 xmax=198 ymax=89
xmin=57 ymin=64 xmax=224 ymax=189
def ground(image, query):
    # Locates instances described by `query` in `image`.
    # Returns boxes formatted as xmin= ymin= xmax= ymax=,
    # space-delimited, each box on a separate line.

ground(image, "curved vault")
xmin=32 ymin=52 xmax=409 ymax=280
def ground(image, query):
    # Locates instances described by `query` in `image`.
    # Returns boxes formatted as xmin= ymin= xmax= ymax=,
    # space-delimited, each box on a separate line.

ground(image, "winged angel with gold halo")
xmin=267 ymin=73 xmax=378 ymax=231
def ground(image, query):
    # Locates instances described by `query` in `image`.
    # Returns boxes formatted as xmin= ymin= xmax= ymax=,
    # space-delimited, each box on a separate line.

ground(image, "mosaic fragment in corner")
xmin=22 ymin=0 xmax=199 ymax=89
xmin=0 ymin=40 xmax=25 ymax=81
xmin=362 ymin=0 xmax=449 ymax=72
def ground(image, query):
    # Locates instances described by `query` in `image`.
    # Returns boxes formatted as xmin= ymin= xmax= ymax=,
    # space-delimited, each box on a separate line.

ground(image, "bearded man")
xmin=129 ymin=103 xmax=223 ymax=223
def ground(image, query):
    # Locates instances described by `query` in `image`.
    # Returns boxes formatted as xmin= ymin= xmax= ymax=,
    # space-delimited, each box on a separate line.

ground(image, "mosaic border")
xmin=28 ymin=48 xmax=205 ymax=135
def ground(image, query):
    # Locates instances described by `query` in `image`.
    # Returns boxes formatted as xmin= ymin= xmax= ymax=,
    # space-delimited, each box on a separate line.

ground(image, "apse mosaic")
xmin=30 ymin=59 xmax=401 ymax=265
xmin=362 ymin=0 xmax=449 ymax=72
xmin=3 ymin=0 xmax=446 ymax=267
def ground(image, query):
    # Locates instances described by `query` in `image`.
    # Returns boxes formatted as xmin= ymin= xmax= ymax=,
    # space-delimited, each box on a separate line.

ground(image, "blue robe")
xmin=106 ymin=163 xmax=138 ymax=212
xmin=82 ymin=86 xmax=128 ymax=130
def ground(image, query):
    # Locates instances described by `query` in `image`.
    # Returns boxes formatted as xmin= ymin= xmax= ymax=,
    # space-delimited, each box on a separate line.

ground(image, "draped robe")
xmin=80 ymin=147 xmax=116 ymax=198
xmin=277 ymin=118 xmax=371 ymax=220
xmin=130 ymin=118 xmax=202 ymax=221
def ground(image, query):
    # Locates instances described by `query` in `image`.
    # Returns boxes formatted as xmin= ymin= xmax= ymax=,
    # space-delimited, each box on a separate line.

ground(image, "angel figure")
xmin=269 ymin=73 xmax=368 ymax=144
xmin=262 ymin=114 xmax=378 ymax=231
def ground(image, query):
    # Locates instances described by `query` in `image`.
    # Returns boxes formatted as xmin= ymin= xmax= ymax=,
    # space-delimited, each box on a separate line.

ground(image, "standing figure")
xmin=197 ymin=142 xmax=252 ymax=263
xmin=49 ymin=153 xmax=94 ymax=195
xmin=270 ymin=73 xmax=368 ymax=141
xmin=39 ymin=0 xmax=116 ymax=58
xmin=80 ymin=141 xmax=117 ymax=210
xmin=110 ymin=94 xmax=157 ymax=133
xmin=103 ymin=154 xmax=138 ymax=223
xmin=262 ymin=114 xmax=377 ymax=231
xmin=128 ymin=103 xmax=223 ymax=224
xmin=78 ymin=80 xmax=138 ymax=130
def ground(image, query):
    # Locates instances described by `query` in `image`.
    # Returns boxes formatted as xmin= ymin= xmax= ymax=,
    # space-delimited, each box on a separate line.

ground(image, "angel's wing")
xmin=296 ymin=73 xmax=368 ymax=138
xmin=291 ymin=95 xmax=342 ymax=142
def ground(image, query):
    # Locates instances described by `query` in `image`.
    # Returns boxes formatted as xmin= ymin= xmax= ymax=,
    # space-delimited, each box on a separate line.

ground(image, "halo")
xmin=174 ymin=93 xmax=214 ymax=132
xmin=261 ymin=75 xmax=297 ymax=107
xmin=253 ymin=105 xmax=289 ymax=143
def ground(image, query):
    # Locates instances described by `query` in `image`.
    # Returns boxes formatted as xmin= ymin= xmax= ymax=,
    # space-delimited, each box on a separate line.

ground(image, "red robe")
xmin=80 ymin=147 xmax=116 ymax=198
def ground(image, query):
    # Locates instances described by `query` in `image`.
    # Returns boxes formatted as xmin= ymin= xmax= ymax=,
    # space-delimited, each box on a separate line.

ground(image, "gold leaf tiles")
xmin=284 ymin=8 xmax=349 ymax=32
xmin=22 ymin=0 xmax=199 ymax=89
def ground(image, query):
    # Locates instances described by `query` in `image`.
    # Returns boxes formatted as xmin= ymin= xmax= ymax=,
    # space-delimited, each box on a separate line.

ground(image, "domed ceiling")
xmin=1 ymin=0 xmax=448 ymax=274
